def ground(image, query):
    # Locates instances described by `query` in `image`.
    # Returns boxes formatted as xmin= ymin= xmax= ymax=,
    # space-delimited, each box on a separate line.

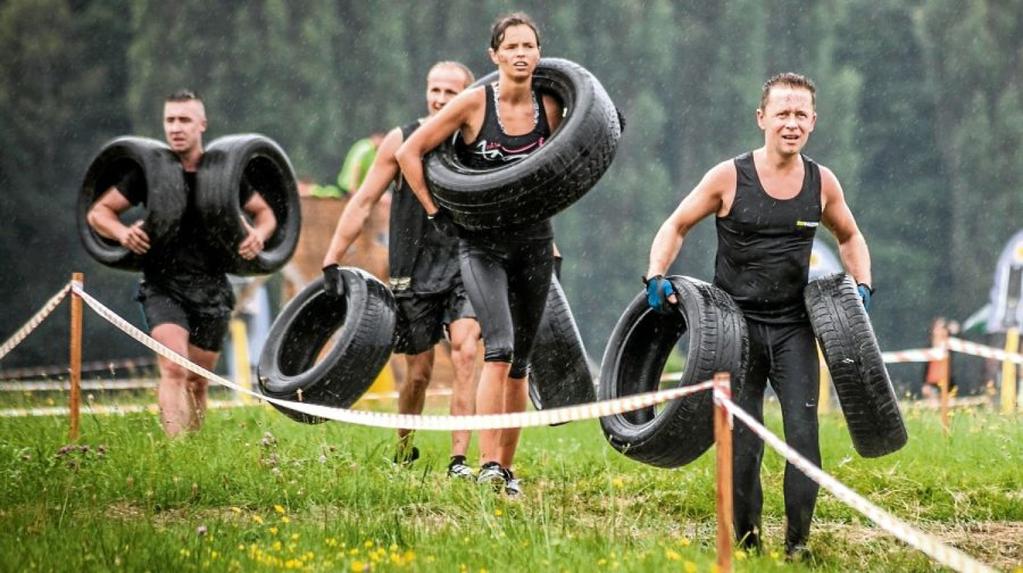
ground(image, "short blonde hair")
xmin=429 ymin=61 xmax=475 ymax=88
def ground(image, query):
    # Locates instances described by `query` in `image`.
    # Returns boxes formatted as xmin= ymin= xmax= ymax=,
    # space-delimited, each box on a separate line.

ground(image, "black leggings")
xmin=732 ymin=320 xmax=821 ymax=549
xmin=459 ymin=238 xmax=553 ymax=379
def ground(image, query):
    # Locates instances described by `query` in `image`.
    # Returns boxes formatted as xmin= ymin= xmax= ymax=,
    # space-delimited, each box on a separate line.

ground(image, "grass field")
xmin=1 ymin=398 xmax=1021 ymax=572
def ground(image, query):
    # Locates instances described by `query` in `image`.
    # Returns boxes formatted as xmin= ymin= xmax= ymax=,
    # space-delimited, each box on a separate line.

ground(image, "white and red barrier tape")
xmin=0 ymin=283 xmax=71 ymax=361
xmin=715 ymin=389 xmax=997 ymax=573
xmin=880 ymin=346 xmax=946 ymax=364
xmin=948 ymin=337 xmax=1023 ymax=365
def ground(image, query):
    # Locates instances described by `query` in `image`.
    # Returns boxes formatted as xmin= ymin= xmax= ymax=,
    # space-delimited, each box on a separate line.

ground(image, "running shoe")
xmin=477 ymin=461 xmax=505 ymax=490
xmin=502 ymin=467 xmax=522 ymax=497
xmin=447 ymin=455 xmax=473 ymax=479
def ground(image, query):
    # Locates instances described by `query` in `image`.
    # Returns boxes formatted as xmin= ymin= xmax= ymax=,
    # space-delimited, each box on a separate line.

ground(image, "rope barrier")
xmin=0 ymin=281 xmax=1006 ymax=571
xmin=72 ymin=282 xmax=714 ymax=430
xmin=0 ymin=356 xmax=156 ymax=381
xmin=0 ymin=378 xmax=158 ymax=392
xmin=714 ymin=390 xmax=997 ymax=573
xmin=0 ymin=283 xmax=72 ymax=361
xmin=0 ymin=399 xmax=248 ymax=419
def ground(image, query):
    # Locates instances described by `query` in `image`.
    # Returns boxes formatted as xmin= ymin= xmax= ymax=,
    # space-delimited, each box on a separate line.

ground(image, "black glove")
xmin=428 ymin=210 xmax=458 ymax=239
xmin=322 ymin=264 xmax=345 ymax=297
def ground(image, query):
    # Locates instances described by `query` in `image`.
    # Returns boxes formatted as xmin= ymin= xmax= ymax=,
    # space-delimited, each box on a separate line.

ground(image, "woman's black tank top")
xmin=713 ymin=152 xmax=822 ymax=323
xmin=454 ymin=83 xmax=553 ymax=241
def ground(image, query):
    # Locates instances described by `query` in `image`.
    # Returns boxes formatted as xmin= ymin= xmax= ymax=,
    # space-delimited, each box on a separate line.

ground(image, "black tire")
xmin=77 ymin=137 xmax=187 ymax=271
xmin=805 ymin=273 xmax=908 ymax=457
xmin=197 ymin=134 xmax=301 ymax=275
xmin=528 ymin=275 xmax=596 ymax=420
xmin=257 ymin=268 xmax=396 ymax=424
xmin=599 ymin=276 xmax=748 ymax=468
xmin=425 ymin=58 xmax=622 ymax=230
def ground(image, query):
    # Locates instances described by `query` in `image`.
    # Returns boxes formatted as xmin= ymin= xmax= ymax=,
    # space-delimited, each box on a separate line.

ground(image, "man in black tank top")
xmin=87 ymin=90 xmax=277 ymax=437
xmin=322 ymin=62 xmax=483 ymax=478
xmin=645 ymin=73 xmax=874 ymax=557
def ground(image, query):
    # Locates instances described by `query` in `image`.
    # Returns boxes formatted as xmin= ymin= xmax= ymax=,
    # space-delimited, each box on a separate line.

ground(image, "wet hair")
xmin=759 ymin=73 xmax=816 ymax=111
xmin=165 ymin=89 xmax=203 ymax=103
xmin=489 ymin=12 xmax=540 ymax=51
xmin=428 ymin=61 xmax=476 ymax=88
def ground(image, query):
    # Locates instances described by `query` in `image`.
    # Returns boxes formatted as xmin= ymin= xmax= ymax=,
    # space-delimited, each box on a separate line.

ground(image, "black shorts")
xmin=393 ymin=282 xmax=475 ymax=355
xmin=135 ymin=280 xmax=232 ymax=352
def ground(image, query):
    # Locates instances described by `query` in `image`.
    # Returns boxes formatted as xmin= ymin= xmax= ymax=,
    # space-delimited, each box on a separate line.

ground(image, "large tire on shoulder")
xmin=599 ymin=276 xmax=748 ymax=468
xmin=528 ymin=275 xmax=596 ymax=419
xmin=425 ymin=58 xmax=622 ymax=230
xmin=257 ymin=268 xmax=396 ymax=424
xmin=77 ymin=137 xmax=187 ymax=271
xmin=197 ymin=134 xmax=301 ymax=275
xmin=805 ymin=273 xmax=907 ymax=457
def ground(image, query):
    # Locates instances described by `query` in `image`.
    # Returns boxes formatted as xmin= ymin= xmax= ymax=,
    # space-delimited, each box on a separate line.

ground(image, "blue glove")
xmin=857 ymin=283 xmax=874 ymax=311
xmin=644 ymin=275 xmax=677 ymax=314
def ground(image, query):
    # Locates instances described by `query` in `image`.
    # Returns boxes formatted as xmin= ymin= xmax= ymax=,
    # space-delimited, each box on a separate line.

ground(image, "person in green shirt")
xmin=312 ymin=132 xmax=386 ymax=198
xmin=339 ymin=132 xmax=385 ymax=193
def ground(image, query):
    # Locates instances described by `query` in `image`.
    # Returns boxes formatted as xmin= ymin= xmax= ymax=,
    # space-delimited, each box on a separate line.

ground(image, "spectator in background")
xmin=311 ymin=132 xmax=386 ymax=198
xmin=923 ymin=317 xmax=958 ymax=403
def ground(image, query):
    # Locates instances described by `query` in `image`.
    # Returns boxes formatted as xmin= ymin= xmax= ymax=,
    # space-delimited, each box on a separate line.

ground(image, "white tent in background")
xmin=987 ymin=229 xmax=1023 ymax=334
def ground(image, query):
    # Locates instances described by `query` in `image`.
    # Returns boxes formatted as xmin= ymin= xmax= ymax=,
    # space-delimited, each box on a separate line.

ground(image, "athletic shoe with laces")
xmin=476 ymin=461 xmax=505 ymax=490
xmin=392 ymin=445 xmax=420 ymax=466
xmin=502 ymin=467 xmax=522 ymax=497
xmin=447 ymin=455 xmax=473 ymax=479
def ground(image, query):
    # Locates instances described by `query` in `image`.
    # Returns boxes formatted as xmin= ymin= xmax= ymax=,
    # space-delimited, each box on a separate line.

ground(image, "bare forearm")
xmin=838 ymin=232 xmax=872 ymax=286
xmin=323 ymin=200 xmax=373 ymax=266
xmin=251 ymin=208 xmax=276 ymax=242
xmin=646 ymin=222 xmax=685 ymax=278
xmin=87 ymin=206 xmax=127 ymax=241
xmin=395 ymin=148 xmax=439 ymax=215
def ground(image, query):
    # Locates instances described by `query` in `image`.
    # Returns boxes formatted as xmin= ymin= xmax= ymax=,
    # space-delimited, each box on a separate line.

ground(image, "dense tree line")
xmin=2 ymin=0 xmax=1021 ymax=378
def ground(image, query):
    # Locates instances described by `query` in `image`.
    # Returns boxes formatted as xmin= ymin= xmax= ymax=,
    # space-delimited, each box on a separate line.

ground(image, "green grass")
xmin=1 ymin=401 xmax=1021 ymax=572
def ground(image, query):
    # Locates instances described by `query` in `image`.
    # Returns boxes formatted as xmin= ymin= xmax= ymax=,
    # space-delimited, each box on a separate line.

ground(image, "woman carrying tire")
xmin=396 ymin=12 xmax=562 ymax=497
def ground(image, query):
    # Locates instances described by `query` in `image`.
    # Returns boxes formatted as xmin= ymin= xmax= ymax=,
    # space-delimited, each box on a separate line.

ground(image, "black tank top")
xmin=713 ymin=152 xmax=822 ymax=323
xmin=388 ymin=121 xmax=461 ymax=294
xmin=454 ymin=83 xmax=553 ymax=241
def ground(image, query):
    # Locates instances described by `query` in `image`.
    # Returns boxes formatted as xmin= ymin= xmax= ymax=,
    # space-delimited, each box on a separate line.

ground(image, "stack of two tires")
xmin=77 ymin=134 xmax=301 ymax=275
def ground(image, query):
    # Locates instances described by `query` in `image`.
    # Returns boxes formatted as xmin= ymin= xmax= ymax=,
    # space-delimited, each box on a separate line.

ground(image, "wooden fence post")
xmin=69 ymin=272 xmax=83 ymax=441
xmin=1001 ymin=328 xmax=1019 ymax=415
xmin=714 ymin=372 xmax=733 ymax=573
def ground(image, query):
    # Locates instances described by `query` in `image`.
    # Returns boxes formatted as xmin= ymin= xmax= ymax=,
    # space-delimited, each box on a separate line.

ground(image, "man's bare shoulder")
xmin=816 ymin=164 xmax=843 ymax=195
xmin=374 ymin=127 xmax=406 ymax=161
xmin=700 ymin=159 xmax=738 ymax=194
